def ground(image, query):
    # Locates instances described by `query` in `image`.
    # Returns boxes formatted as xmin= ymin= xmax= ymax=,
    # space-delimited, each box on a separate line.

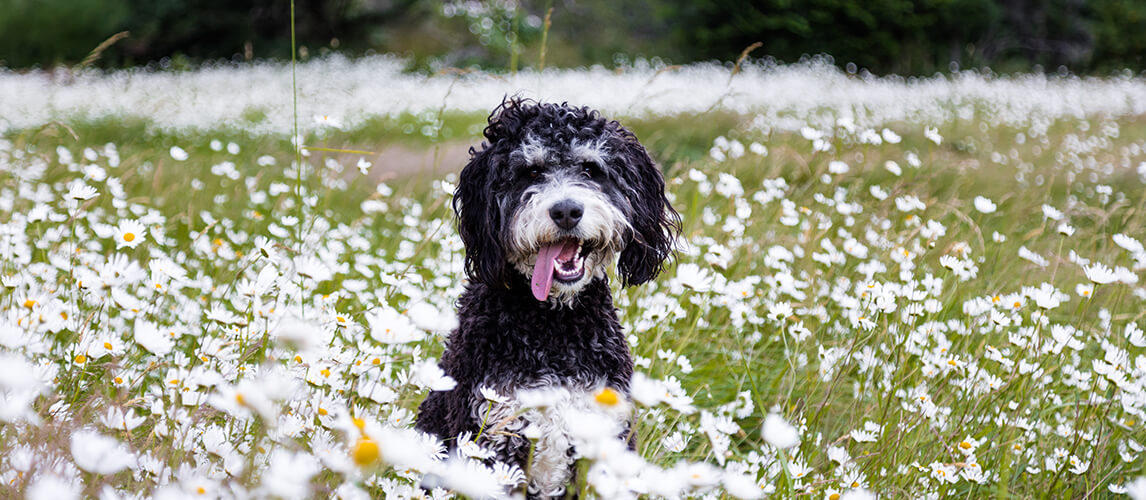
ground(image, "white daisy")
xmin=71 ymin=430 xmax=135 ymax=474
xmin=411 ymin=359 xmax=456 ymax=391
xmin=67 ymin=182 xmax=99 ymax=201
xmin=313 ymin=114 xmax=343 ymax=128
xmin=973 ymin=196 xmax=996 ymax=214
xmin=114 ymin=219 xmax=146 ymax=249
xmin=1083 ymin=262 xmax=1119 ymax=284
xmin=761 ymin=413 xmax=799 ymax=449
xmin=169 ymin=146 xmax=189 ymax=161
xmin=924 ymin=127 xmax=943 ymax=145
xmin=367 ymin=306 xmax=424 ymax=344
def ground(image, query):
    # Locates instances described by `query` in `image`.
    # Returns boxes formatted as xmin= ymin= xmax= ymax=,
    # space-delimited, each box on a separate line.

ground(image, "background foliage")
xmin=1 ymin=0 xmax=1145 ymax=74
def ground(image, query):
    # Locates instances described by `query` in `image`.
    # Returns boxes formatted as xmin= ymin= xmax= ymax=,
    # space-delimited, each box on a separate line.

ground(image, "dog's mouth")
xmin=530 ymin=238 xmax=595 ymax=301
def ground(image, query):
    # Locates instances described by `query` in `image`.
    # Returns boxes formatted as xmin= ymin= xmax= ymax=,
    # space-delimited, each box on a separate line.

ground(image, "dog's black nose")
xmin=549 ymin=199 xmax=584 ymax=230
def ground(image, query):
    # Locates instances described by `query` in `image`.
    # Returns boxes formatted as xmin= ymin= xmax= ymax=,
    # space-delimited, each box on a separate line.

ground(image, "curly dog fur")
xmin=416 ymin=98 xmax=679 ymax=498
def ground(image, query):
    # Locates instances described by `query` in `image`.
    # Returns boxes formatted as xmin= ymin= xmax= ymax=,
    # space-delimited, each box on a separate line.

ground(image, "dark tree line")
xmin=0 ymin=0 xmax=420 ymax=68
xmin=656 ymin=0 xmax=1145 ymax=74
xmin=1 ymin=0 xmax=1143 ymax=75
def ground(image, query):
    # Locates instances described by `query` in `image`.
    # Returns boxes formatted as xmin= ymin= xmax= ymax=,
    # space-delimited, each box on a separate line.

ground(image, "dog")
xmin=415 ymin=98 xmax=679 ymax=498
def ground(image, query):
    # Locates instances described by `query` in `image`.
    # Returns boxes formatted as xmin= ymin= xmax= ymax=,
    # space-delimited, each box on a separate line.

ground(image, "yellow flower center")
xmin=197 ymin=487 xmax=206 ymax=495
xmin=74 ymin=354 xmax=87 ymax=364
xmin=830 ymin=494 xmax=841 ymax=500
xmin=235 ymin=393 xmax=246 ymax=406
xmin=123 ymin=232 xmax=135 ymax=242
xmin=372 ymin=358 xmax=381 ymax=365
xmin=23 ymin=299 xmax=36 ymax=309
xmin=317 ymin=407 xmax=328 ymax=416
xmin=594 ymin=387 xmax=620 ymax=406
xmin=960 ymin=441 xmax=972 ymax=449
xmin=320 ymin=368 xmax=331 ymax=378
xmin=104 ymin=342 xmax=113 ymax=350
xmin=114 ymin=376 xmax=123 ymax=384
xmin=351 ymin=437 xmax=380 ymax=466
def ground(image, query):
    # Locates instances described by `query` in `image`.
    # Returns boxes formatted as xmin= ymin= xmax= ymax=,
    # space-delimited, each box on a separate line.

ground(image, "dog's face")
xmin=454 ymin=99 xmax=679 ymax=303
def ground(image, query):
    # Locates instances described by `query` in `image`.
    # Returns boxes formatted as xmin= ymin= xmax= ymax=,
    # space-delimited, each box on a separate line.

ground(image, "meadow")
xmin=1 ymin=58 xmax=1146 ymax=499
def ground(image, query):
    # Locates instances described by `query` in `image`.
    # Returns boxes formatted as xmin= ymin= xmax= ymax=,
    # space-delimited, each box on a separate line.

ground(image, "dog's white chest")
xmin=522 ymin=404 xmax=578 ymax=496
xmin=478 ymin=385 xmax=627 ymax=497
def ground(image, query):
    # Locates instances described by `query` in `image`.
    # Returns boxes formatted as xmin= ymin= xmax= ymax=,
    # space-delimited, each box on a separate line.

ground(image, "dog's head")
xmin=454 ymin=98 xmax=680 ymax=303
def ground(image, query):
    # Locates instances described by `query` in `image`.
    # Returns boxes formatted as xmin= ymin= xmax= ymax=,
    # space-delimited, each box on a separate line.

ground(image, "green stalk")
xmin=538 ymin=6 xmax=552 ymax=71
xmin=290 ymin=0 xmax=305 ymax=316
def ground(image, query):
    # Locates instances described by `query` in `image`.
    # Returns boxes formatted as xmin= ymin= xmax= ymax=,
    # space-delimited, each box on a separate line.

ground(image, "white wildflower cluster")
xmin=2 ymin=57 xmax=1146 ymax=136
xmin=645 ymin=95 xmax=1146 ymax=496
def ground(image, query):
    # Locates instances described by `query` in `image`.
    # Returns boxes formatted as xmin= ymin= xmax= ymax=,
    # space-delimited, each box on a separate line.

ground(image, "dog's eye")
xmin=527 ymin=167 xmax=542 ymax=179
xmin=580 ymin=162 xmax=600 ymax=178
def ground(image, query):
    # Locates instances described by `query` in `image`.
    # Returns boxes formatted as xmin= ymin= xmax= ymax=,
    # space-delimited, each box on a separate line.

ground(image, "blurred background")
xmin=1 ymin=0 xmax=1144 ymax=75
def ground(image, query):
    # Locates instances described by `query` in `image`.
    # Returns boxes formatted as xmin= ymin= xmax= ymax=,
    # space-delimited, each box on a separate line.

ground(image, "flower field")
xmin=2 ymin=59 xmax=1146 ymax=499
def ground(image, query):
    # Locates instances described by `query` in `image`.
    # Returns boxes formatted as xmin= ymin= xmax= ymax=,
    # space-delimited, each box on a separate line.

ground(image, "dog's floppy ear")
xmin=454 ymin=98 xmax=535 ymax=286
xmin=454 ymin=145 xmax=506 ymax=286
xmin=614 ymin=127 xmax=681 ymax=286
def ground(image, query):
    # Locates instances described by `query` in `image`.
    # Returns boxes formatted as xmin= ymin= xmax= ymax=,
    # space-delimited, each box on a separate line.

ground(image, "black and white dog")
xmin=416 ymin=98 xmax=678 ymax=498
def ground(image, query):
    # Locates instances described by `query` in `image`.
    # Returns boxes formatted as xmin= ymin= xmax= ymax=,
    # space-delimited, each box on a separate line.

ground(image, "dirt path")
xmin=357 ymin=141 xmax=473 ymax=183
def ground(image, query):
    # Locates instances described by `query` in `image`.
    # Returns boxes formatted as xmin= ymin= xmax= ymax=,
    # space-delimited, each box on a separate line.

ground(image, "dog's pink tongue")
xmin=531 ymin=243 xmax=563 ymax=301
xmin=529 ymin=243 xmax=561 ymax=298
xmin=531 ymin=240 xmax=580 ymax=301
